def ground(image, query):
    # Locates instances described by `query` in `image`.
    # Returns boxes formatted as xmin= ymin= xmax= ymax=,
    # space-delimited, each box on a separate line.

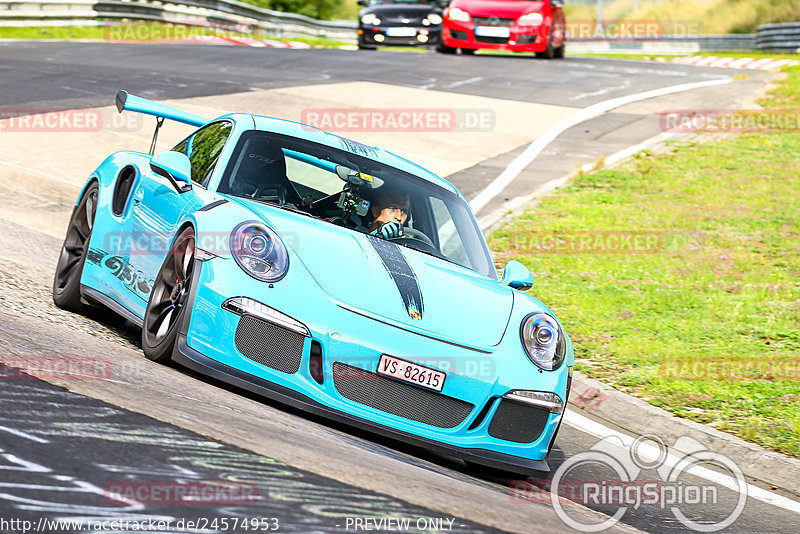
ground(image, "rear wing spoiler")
xmin=115 ymin=90 xmax=207 ymax=128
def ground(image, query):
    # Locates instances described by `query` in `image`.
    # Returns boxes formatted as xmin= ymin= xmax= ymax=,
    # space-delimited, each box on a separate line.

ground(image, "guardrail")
xmin=0 ymin=0 xmax=358 ymax=42
xmin=757 ymin=22 xmax=800 ymax=52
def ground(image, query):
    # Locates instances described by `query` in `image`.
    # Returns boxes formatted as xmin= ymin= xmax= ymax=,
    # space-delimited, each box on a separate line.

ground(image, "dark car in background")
xmin=357 ymin=0 xmax=445 ymax=49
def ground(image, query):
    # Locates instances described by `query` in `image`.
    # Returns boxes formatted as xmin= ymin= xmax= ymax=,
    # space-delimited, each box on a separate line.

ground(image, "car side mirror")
xmin=502 ymin=260 xmax=533 ymax=290
xmin=151 ymin=151 xmax=192 ymax=193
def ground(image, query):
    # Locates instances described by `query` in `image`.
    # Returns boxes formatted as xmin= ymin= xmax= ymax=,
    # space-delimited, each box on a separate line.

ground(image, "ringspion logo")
xmin=510 ymin=434 xmax=747 ymax=532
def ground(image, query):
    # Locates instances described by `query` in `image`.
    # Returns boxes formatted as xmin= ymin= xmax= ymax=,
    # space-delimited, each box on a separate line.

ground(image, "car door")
xmin=120 ymin=121 xmax=233 ymax=317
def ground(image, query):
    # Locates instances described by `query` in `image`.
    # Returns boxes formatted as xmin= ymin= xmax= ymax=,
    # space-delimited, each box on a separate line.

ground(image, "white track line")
xmin=0 ymin=425 xmax=49 ymax=444
xmin=476 ymin=131 xmax=680 ymax=231
xmin=468 ymin=77 xmax=732 ymax=214
xmin=564 ymin=411 xmax=800 ymax=514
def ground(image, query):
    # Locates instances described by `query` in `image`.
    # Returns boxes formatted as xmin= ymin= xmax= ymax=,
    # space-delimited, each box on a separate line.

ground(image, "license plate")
xmin=474 ymin=26 xmax=510 ymax=38
xmin=377 ymin=354 xmax=446 ymax=392
xmin=386 ymin=27 xmax=417 ymax=37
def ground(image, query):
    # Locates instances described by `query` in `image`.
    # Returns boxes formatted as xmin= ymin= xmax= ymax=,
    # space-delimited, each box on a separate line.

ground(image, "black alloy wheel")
xmin=142 ymin=227 xmax=196 ymax=363
xmin=53 ymin=182 xmax=98 ymax=312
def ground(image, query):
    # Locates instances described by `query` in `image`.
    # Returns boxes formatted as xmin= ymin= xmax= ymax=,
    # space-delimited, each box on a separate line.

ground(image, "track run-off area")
xmin=0 ymin=41 xmax=799 ymax=533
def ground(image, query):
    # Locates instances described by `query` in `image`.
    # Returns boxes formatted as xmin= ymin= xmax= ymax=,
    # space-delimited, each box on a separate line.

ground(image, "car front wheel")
xmin=535 ymin=30 xmax=555 ymax=59
xmin=142 ymin=226 xmax=196 ymax=363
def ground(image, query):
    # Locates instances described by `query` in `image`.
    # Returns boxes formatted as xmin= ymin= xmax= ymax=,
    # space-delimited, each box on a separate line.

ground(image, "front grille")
xmin=332 ymin=362 xmax=473 ymax=428
xmin=488 ymin=399 xmax=550 ymax=443
xmin=475 ymin=36 xmax=509 ymax=44
xmin=472 ymin=17 xmax=515 ymax=27
xmin=235 ymin=315 xmax=304 ymax=374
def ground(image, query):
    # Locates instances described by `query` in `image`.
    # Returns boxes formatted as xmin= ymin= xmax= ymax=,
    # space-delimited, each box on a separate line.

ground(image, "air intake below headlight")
xmin=235 ymin=315 xmax=304 ymax=374
xmin=488 ymin=399 xmax=550 ymax=443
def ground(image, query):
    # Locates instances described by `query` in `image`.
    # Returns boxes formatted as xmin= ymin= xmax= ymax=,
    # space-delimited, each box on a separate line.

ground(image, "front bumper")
xmin=442 ymin=22 xmax=548 ymax=52
xmin=177 ymin=255 xmax=570 ymax=474
xmin=359 ymin=26 xmax=441 ymax=47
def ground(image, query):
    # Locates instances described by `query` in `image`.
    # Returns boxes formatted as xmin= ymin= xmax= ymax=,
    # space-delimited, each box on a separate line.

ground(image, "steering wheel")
xmin=401 ymin=227 xmax=435 ymax=247
xmin=390 ymin=229 xmax=443 ymax=258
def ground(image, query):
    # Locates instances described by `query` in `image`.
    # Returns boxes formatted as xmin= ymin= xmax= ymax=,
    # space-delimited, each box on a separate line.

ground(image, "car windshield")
xmin=217 ymin=131 xmax=497 ymax=279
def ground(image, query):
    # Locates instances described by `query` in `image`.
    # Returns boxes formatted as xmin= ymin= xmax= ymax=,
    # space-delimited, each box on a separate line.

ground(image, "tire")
xmin=141 ymin=227 xmax=196 ymax=363
xmin=460 ymin=48 xmax=476 ymax=55
xmin=553 ymin=44 xmax=565 ymax=59
xmin=436 ymin=43 xmax=456 ymax=54
xmin=535 ymin=31 xmax=555 ymax=59
xmin=53 ymin=182 xmax=98 ymax=313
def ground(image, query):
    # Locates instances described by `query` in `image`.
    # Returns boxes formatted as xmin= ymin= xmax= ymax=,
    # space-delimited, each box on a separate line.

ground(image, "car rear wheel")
xmin=53 ymin=182 xmax=98 ymax=313
xmin=142 ymin=227 xmax=196 ymax=363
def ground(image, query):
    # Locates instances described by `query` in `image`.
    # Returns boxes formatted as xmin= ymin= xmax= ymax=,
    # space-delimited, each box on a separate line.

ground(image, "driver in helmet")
xmin=369 ymin=188 xmax=409 ymax=240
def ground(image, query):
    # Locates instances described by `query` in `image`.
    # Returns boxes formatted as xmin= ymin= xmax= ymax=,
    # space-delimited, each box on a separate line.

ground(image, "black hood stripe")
xmin=368 ymin=236 xmax=423 ymax=319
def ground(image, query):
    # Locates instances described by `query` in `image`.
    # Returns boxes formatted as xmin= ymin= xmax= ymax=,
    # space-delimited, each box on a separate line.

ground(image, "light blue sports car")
xmin=53 ymin=91 xmax=573 ymax=475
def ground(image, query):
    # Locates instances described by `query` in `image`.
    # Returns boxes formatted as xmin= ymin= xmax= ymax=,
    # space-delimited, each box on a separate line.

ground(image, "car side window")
xmin=430 ymin=196 xmax=469 ymax=266
xmin=172 ymin=121 xmax=232 ymax=187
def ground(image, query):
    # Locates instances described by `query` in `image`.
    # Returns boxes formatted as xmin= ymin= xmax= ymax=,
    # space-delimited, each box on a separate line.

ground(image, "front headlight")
xmin=520 ymin=313 xmax=566 ymax=371
xmin=446 ymin=7 xmax=470 ymax=23
xmin=230 ymin=222 xmax=289 ymax=283
xmin=426 ymin=13 xmax=442 ymax=25
xmin=361 ymin=13 xmax=380 ymax=25
xmin=517 ymin=12 xmax=544 ymax=26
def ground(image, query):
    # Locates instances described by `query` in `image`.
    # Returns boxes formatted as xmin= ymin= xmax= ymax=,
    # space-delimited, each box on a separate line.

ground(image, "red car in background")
xmin=439 ymin=0 xmax=565 ymax=58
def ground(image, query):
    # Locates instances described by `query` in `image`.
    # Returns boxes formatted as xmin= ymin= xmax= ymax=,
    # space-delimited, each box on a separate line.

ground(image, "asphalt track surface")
xmin=0 ymin=42 xmax=799 ymax=533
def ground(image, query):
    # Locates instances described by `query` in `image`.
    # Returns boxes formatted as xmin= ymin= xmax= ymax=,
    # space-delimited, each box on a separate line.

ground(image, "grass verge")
xmin=489 ymin=63 xmax=800 ymax=458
